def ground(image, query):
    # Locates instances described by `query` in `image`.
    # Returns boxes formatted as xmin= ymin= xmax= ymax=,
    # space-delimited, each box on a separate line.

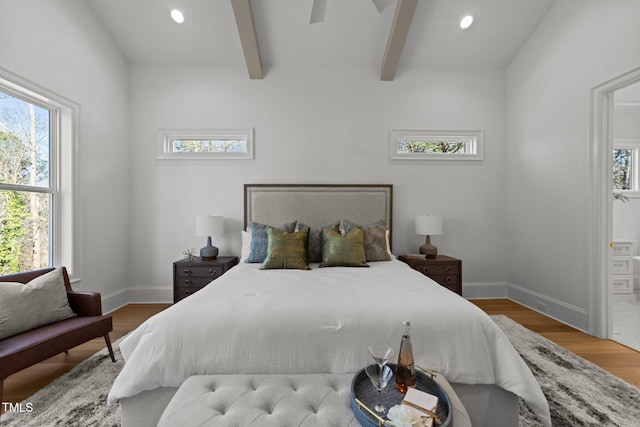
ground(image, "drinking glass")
xmin=368 ymin=345 xmax=394 ymax=368
xmin=365 ymin=364 xmax=393 ymax=413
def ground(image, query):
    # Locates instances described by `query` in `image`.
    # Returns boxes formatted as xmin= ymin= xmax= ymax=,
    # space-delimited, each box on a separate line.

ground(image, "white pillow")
xmin=0 ymin=268 xmax=76 ymax=340
xmin=240 ymin=230 xmax=252 ymax=263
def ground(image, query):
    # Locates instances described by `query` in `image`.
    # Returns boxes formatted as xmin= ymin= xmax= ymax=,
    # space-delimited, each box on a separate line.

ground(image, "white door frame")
xmin=590 ymin=66 xmax=640 ymax=338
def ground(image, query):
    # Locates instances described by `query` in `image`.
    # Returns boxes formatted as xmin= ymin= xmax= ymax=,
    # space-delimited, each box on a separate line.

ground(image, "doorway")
xmin=611 ymin=81 xmax=640 ymax=350
xmin=590 ymin=66 xmax=640 ymax=340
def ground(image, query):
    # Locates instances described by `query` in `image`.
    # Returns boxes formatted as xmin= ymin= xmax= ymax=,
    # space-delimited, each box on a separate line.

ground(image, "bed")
xmin=108 ymin=184 xmax=550 ymax=427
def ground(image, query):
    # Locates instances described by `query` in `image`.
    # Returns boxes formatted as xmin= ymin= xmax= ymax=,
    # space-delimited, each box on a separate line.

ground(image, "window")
xmin=390 ymin=129 xmax=483 ymax=160
xmin=0 ymin=71 xmax=77 ymax=275
xmin=613 ymin=139 xmax=640 ymax=194
xmin=156 ymin=129 xmax=254 ymax=160
xmin=0 ymin=91 xmax=55 ymax=273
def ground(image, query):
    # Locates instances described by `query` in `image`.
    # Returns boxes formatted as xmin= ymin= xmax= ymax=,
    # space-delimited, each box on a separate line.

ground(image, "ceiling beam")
xmin=380 ymin=0 xmax=418 ymax=81
xmin=231 ymin=0 xmax=263 ymax=79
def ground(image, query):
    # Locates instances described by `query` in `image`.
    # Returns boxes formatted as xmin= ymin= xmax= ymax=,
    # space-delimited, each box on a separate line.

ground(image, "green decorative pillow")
xmin=245 ymin=221 xmax=297 ymax=263
xmin=296 ymin=221 xmax=340 ymax=263
xmin=343 ymin=219 xmax=392 ymax=261
xmin=262 ymin=226 xmax=311 ymax=270
xmin=320 ymin=226 xmax=369 ymax=267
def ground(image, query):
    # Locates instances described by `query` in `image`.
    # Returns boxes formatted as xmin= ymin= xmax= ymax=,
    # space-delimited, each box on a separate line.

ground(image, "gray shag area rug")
xmin=3 ymin=316 xmax=640 ymax=426
xmin=1 ymin=340 xmax=123 ymax=426
xmin=492 ymin=314 xmax=640 ymax=427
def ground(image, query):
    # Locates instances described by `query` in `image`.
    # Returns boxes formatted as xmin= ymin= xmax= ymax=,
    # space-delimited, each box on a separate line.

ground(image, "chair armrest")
xmin=67 ymin=290 xmax=103 ymax=316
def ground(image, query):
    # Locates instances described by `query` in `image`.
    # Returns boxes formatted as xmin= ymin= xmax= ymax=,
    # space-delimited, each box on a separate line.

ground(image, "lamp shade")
xmin=415 ymin=215 xmax=442 ymax=236
xmin=195 ymin=215 xmax=224 ymax=237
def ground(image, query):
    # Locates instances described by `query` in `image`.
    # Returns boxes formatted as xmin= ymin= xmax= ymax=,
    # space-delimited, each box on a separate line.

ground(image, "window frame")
xmin=389 ymin=129 xmax=483 ymax=160
xmin=156 ymin=128 xmax=254 ymax=160
xmin=613 ymin=138 xmax=640 ymax=197
xmin=0 ymin=67 xmax=79 ymax=276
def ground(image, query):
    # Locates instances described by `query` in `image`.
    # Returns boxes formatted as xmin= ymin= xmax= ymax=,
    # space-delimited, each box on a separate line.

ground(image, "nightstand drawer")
xmin=176 ymin=276 xmax=215 ymax=288
xmin=429 ymin=274 xmax=459 ymax=286
xmin=176 ymin=266 xmax=223 ymax=279
xmin=418 ymin=263 xmax=458 ymax=276
xmin=176 ymin=286 xmax=205 ymax=301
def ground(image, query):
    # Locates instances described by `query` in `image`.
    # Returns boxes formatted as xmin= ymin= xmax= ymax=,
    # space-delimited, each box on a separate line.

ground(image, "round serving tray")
xmin=350 ymin=363 xmax=451 ymax=427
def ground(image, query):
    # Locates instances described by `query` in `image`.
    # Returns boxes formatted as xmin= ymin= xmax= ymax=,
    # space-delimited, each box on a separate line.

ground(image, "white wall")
xmin=9 ymin=1 xmax=637 ymax=327
xmin=507 ymin=0 xmax=640 ymax=330
xmin=614 ymin=110 xmax=640 ymax=138
xmin=0 ymin=0 xmax=131 ymax=311
xmin=128 ymin=64 xmax=509 ymax=299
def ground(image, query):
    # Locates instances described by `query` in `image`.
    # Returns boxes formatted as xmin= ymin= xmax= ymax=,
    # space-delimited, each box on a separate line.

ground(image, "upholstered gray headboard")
xmin=244 ymin=184 xmax=393 ymax=247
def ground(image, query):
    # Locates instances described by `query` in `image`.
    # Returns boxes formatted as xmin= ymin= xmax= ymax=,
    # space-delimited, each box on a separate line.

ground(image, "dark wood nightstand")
xmin=173 ymin=256 xmax=238 ymax=303
xmin=398 ymin=254 xmax=462 ymax=295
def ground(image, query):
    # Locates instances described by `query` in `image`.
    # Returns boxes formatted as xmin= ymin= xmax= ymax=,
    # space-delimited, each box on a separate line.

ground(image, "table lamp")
xmin=196 ymin=215 xmax=224 ymax=260
xmin=415 ymin=215 xmax=442 ymax=259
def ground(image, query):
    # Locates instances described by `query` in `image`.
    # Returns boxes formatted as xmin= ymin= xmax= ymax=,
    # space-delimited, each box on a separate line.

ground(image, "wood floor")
xmin=2 ymin=299 xmax=640 ymax=409
xmin=472 ymin=299 xmax=640 ymax=387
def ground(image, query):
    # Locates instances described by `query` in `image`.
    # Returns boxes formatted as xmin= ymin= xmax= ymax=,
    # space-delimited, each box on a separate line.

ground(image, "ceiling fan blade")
xmin=310 ymin=0 xmax=327 ymax=24
xmin=371 ymin=0 xmax=394 ymax=13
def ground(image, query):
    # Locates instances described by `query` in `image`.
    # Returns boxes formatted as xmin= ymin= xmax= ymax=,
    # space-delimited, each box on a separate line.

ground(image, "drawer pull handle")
xmin=184 ymin=290 xmax=190 ymax=296
xmin=208 ymin=269 xmax=214 ymax=276
xmin=445 ymin=277 xmax=452 ymax=283
xmin=184 ymin=279 xmax=191 ymax=285
xmin=444 ymin=267 xmax=452 ymax=272
xmin=183 ymin=269 xmax=191 ymax=276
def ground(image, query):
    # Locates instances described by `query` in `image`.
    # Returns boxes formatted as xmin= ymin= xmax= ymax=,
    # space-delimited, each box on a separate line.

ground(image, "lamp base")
xmin=419 ymin=235 xmax=437 ymax=259
xmin=200 ymin=236 xmax=219 ymax=260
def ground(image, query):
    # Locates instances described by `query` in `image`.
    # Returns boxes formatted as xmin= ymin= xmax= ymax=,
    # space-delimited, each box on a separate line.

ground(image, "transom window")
xmin=390 ymin=129 xmax=483 ymax=160
xmin=171 ymin=139 xmax=248 ymax=154
xmin=156 ymin=129 xmax=253 ymax=160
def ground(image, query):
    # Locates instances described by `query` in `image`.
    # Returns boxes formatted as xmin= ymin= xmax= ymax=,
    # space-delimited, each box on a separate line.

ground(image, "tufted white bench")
xmin=157 ymin=373 xmax=472 ymax=427
xmin=157 ymin=373 xmax=360 ymax=427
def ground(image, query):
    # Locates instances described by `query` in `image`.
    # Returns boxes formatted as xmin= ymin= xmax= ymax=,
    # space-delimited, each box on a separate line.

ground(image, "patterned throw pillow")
xmin=342 ymin=219 xmax=391 ymax=261
xmin=245 ymin=221 xmax=297 ymax=263
xmin=320 ymin=226 xmax=368 ymax=267
xmin=297 ymin=221 xmax=340 ymax=263
xmin=262 ymin=227 xmax=311 ymax=270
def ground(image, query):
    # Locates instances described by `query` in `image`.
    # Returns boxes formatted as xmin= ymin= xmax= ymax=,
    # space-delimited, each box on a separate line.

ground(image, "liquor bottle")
xmin=395 ymin=320 xmax=417 ymax=393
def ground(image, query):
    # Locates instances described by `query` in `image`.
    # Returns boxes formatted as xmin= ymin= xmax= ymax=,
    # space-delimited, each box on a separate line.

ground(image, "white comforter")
xmin=108 ymin=260 xmax=550 ymax=426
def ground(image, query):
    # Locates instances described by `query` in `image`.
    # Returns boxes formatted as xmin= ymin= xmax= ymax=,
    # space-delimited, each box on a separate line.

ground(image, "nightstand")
xmin=173 ymin=256 xmax=238 ymax=303
xmin=398 ymin=254 xmax=462 ymax=295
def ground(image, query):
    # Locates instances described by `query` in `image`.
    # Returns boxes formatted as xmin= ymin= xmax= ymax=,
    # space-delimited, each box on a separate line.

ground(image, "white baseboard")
xmin=102 ymin=288 xmax=130 ymax=314
xmin=128 ymin=286 xmax=173 ymax=304
xmin=102 ymin=286 xmax=173 ymax=314
xmin=462 ymin=282 xmax=508 ymax=299
xmin=507 ymin=283 xmax=588 ymax=332
xmin=464 ymin=281 xmax=588 ymax=333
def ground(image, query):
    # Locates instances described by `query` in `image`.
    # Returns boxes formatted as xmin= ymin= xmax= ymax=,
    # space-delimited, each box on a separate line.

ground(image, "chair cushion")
xmin=0 ymin=268 xmax=76 ymax=340
xmin=157 ymin=374 xmax=361 ymax=427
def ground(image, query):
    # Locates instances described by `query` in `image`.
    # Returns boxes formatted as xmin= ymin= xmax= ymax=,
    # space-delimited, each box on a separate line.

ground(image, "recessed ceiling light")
xmin=460 ymin=15 xmax=474 ymax=29
xmin=170 ymin=9 xmax=184 ymax=24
